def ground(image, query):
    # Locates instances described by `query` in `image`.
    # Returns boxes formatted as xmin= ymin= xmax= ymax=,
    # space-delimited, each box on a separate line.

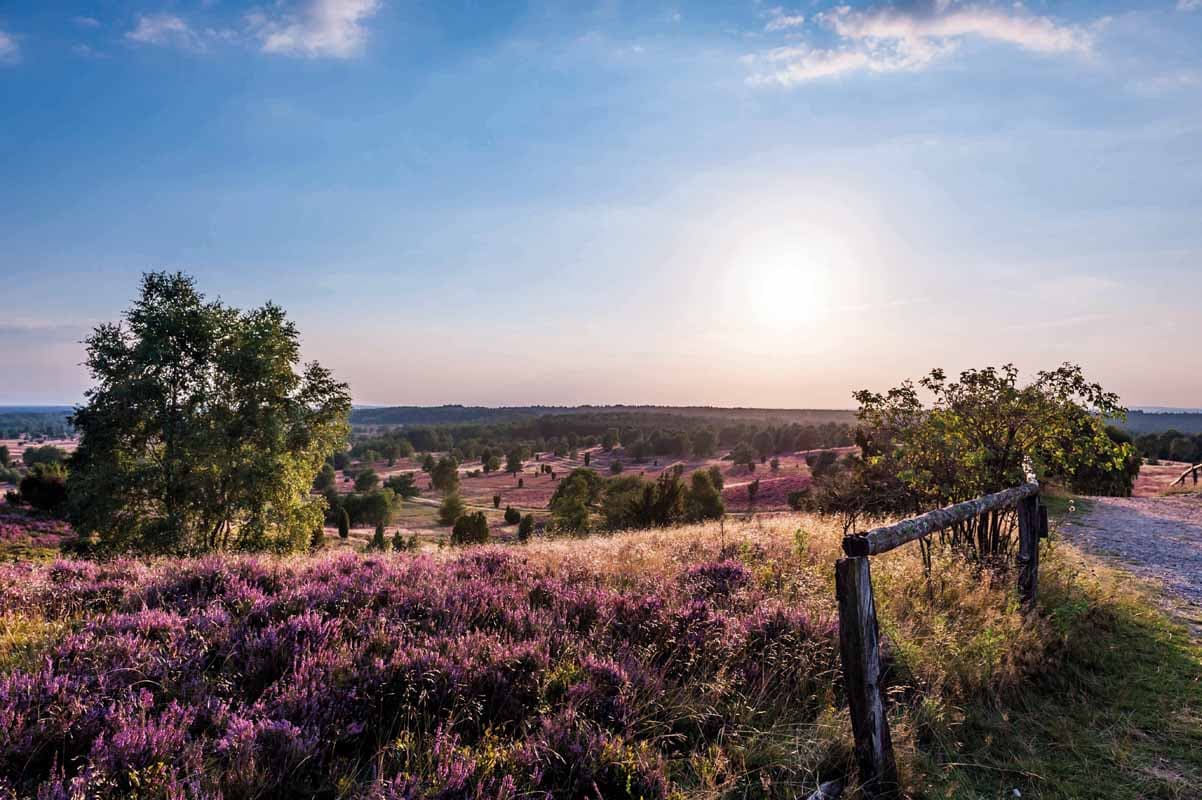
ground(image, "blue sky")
xmin=1 ymin=0 xmax=1200 ymax=407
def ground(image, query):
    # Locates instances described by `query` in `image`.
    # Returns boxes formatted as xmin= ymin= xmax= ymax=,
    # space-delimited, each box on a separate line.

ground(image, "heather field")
xmin=1 ymin=515 xmax=1198 ymax=799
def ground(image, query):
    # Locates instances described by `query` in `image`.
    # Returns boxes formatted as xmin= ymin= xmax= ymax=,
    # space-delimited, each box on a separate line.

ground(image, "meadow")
xmin=2 ymin=514 xmax=1198 ymax=799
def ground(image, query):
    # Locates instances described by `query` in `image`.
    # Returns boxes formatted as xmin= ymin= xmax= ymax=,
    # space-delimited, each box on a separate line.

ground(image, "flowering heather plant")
xmin=0 ymin=529 xmax=843 ymax=798
xmin=0 ymin=509 xmax=75 ymax=549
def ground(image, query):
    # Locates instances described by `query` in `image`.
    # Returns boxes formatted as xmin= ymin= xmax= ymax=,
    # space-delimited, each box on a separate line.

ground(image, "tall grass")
xmin=0 ymin=514 xmax=1196 ymax=798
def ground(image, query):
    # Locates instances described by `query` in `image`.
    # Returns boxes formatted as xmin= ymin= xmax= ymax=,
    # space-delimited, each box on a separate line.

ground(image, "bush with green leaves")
xmin=18 ymin=463 xmax=69 ymax=513
xmin=450 ymin=511 xmax=490 ymax=545
xmin=504 ymin=505 xmax=521 ymax=525
xmin=354 ymin=469 xmax=380 ymax=492
xmin=517 ymin=514 xmax=535 ymax=542
xmin=437 ymin=493 xmax=465 ymax=527
xmin=431 ymin=457 xmax=460 ymax=494
xmin=337 ymin=508 xmax=350 ymax=539
xmin=22 ymin=444 xmax=67 ymax=468
xmin=368 ymin=522 xmax=387 ymax=551
xmin=383 ymin=472 xmax=420 ymax=499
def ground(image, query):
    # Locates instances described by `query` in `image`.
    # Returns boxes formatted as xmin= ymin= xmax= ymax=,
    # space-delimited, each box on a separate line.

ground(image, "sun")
xmin=746 ymin=255 xmax=828 ymax=330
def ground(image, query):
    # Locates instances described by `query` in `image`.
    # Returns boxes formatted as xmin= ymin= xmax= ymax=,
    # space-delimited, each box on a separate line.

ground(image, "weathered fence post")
xmin=835 ymin=557 xmax=898 ymax=799
xmin=1017 ymin=493 xmax=1040 ymax=606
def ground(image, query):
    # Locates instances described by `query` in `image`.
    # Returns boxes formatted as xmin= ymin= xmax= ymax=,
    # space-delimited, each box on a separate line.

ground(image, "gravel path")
xmin=1058 ymin=494 xmax=1202 ymax=622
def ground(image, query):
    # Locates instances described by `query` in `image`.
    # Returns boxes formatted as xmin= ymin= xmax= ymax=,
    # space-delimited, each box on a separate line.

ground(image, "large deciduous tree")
xmin=68 ymin=272 xmax=351 ymax=554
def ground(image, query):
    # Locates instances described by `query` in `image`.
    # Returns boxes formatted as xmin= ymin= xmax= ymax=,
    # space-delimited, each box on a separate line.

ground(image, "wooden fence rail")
xmin=1169 ymin=463 xmax=1201 ymax=488
xmin=834 ymin=469 xmax=1046 ymax=799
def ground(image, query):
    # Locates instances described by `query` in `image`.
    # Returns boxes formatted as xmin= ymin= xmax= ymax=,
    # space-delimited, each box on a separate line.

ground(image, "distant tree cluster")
xmin=1134 ymin=429 xmax=1202 ymax=465
xmin=544 ymin=465 xmax=725 ymax=534
xmin=346 ymin=411 xmax=854 ymax=472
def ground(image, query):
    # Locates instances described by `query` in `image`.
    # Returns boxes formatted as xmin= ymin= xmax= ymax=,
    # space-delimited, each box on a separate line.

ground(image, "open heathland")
xmin=0 ymin=513 xmax=1198 ymax=799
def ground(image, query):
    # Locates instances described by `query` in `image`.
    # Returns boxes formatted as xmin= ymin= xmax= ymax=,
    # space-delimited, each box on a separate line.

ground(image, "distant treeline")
xmin=1134 ymin=429 xmax=1202 ymax=464
xmin=1117 ymin=411 xmax=1202 ymax=436
xmin=349 ymin=410 xmax=855 ymax=463
xmin=350 ymin=404 xmax=857 ymax=429
xmin=0 ymin=407 xmax=74 ymax=439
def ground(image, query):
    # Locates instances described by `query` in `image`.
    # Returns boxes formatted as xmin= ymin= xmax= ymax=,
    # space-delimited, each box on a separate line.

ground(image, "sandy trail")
xmin=1058 ymin=494 xmax=1202 ymax=627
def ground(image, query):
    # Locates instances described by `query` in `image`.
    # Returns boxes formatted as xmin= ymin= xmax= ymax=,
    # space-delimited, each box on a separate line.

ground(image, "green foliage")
xmin=609 ymin=460 xmax=623 ymax=475
xmin=549 ymin=468 xmax=604 ymax=507
xmin=18 ymin=463 xmax=68 ymax=512
xmin=354 ymin=469 xmax=380 ymax=492
xmin=685 ymin=469 xmax=725 ymax=522
xmin=503 ymin=505 xmax=521 ymax=525
xmin=601 ymin=428 xmax=619 ymax=452
xmin=517 ymin=513 xmax=534 ymax=541
xmin=746 ymin=478 xmax=760 ymax=505
xmin=368 ymin=522 xmax=387 ymax=551
xmin=601 ymin=472 xmax=688 ymax=530
xmin=583 ymin=451 xmax=591 ymax=466
xmin=21 ymin=445 xmax=66 ymax=468
xmin=505 ymin=448 xmax=524 ymax=476
xmin=309 ymin=526 xmax=325 ymax=552
xmin=731 ymin=442 xmax=756 ymax=471
xmin=430 ymin=457 xmax=460 ymax=494
xmin=492 ymin=493 xmax=501 ymax=509
xmin=692 ymin=428 xmax=716 ymax=457
xmin=707 ymin=465 xmax=724 ymax=491
xmin=853 ymin=363 xmax=1136 ymax=508
xmin=421 ymin=453 xmax=436 ymax=472
xmin=450 ymin=511 xmax=489 ymax=545
xmin=337 ymin=508 xmax=350 ymax=539
xmin=67 ymin=272 xmax=351 ymax=554
xmin=549 ymin=473 xmax=592 ymax=533
xmin=437 ymin=493 xmax=465 ymax=527
xmin=383 ymin=472 xmax=420 ymax=499
xmin=313 ymin=463 xmax=337 ymax=492
xmin=769 ymin=456 xmax=780 ymax=472
xmin=0 ymin=444 xmax=8 ymax=467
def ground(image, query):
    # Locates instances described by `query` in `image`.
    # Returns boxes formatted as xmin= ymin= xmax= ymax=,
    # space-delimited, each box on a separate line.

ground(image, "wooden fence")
xmin=1169 ymin=463 xmax=1201 ymax=488
xmin=833 ymin=466 xmax=1048 ymax=799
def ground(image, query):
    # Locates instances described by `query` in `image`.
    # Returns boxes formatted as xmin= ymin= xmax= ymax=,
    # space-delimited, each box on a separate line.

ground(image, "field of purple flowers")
xmin=0 ymin=510 xmax=74 ymax=550
xmin=0 ymin=538 xmax=845 ymax=798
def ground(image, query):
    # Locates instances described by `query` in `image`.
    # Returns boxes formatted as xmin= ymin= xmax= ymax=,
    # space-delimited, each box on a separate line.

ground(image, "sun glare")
xmin=729 ymin=237 xmax=839 ymax=333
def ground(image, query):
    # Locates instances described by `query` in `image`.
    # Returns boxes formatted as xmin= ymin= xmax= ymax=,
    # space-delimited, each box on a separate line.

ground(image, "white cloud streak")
xmin=763 ymin=7 xmax=805 ymax=33
xmin=125 ymin=13 xmax=202 ymax=49
xmin=1178 ymin=0 xmax=1202 ymax=12
xmin=747 ymin=1 xmax=1093 ymax=87
xmin=0 ymin=29 xmax=19 ymax=64
xmin=249 ymin=0 xmax=382 ymax=59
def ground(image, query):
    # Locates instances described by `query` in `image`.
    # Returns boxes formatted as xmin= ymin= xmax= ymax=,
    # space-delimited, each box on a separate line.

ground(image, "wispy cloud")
xmin=746 ymin=1 xmax=1094 ymax=86
xmin=1178 ymin=0 xmax=1202 ymax=12
xmin=72 ymin=16 xmax=101 ymax=29
xmin=0 ymin=29 xmax=19 ymax=64
xmin=247 ymin=0 xmax=381 ymax=59
xmin=763 ymin=7 xmax=805 ymax=33
xmin=125 ymin=13 xmax=203 ymax=50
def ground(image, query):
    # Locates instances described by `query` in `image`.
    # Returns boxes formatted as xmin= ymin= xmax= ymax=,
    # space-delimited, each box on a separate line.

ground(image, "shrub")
xmin=517 ymin=514 xmax=534 ymax=541
xmin=437 ymin=493 xmax=465 ymax=527
xmin=337 ymin=508 xmax=350 ymax=539
xmin=354 ymin=469 xmax=380 ymax=492
xmin=450 ymin=511 xmax=490 ymax=545
xmin=368 ymin=522 xmax=387 ymax=551
xmin=18 ymin=463 xmax=68 ymax=513
xmin=504 ymin=505 xmax=522 ymax=525
xmin=610 ymin=460 xmax=624 ymax=475
xmin=493 ymin=494 xmax=501 ymax=509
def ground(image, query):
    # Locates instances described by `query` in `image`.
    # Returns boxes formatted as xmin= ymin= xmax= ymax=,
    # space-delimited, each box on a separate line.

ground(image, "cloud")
xmin=746 ymin=1 xmax=1093 ymax=86
xmin=125 ymin=13 xmax=202 ymax=49
xmin=763 ymin=7 xmax=805 ymax=33
xmin=248 ymin=0 xmax=381 ymax=59
xmin=73 ymin=16 xmax=101 ymax=28
xmin=0 ymin=29 xmax=19 ymax=64
xmin=1178 ymin=0 xmax=1202 ymax=11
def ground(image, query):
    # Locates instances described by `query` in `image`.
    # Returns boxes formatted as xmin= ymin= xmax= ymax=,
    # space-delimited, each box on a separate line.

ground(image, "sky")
xmin=1 ymin=0 xmax=1200 ymax=409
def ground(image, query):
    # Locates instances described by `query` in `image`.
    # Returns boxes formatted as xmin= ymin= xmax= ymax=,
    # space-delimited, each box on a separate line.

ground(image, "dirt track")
xmin=1058 ymin=494 xmax=1202 ymax=624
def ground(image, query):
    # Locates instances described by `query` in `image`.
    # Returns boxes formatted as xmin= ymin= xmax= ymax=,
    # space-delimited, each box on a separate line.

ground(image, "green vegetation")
xmin=450 ymin=510 xmax=489 ymax=545
xmin=437 ymin=492 xmax=465 ymax=526
xmin=67 ymin=272 xmax=350 ymax=554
